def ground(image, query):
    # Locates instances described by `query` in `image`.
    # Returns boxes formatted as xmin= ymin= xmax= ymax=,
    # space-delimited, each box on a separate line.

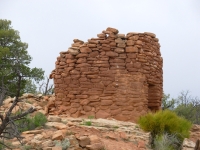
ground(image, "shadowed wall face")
xmin=50 ymin=27 xmax=163 ymax=122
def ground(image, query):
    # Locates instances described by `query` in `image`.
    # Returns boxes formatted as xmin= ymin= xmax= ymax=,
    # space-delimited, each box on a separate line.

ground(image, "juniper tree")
xmin=0 ymin=19 xmax=44 ymax=147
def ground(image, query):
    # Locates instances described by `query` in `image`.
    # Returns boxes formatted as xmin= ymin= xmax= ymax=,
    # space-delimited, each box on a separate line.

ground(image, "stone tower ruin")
xmin=50 ymin=27 xmax=163 ymax=122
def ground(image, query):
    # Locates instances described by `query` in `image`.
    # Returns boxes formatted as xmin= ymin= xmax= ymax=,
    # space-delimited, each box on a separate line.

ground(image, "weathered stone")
xmin=77 ymin=57 xmax=87 ymax=63
xmin=69 ymin=108 xmax=78 ymax=114
xmin=96 ymin=110 xmax=110 ymax=119
xmin=73 ymin=39 xmax=84 ymax=43
xmin=88 ymin=44 xmax=97 ymax=48
xmin=114 ymin=48 xmax=124 ymax=53
xmin=76 ymin=53 xmax=88 ymax=58
xmin=182 ymin=138 xmax=195 ymax=150
xmin=126 ymin=46 xmax=138 ymax=53
xmin=86 ymin=143 xmax=104 ymax=150
xmin=117 ymin=43 xmax=126 ymax=48
xmin=68 ymin=48 xmax=80 ymax=55
xmin=85 ymin=135 xmax=104 ymax=150
xmin=23 ymin=130 xmax=43 ymax=134
xmin=76 ymin=95 xmax=88 ymax=99
xmin=101 ymin=100 xmax=113 ymax=106
xmin=118 ymin=34 xmax=125 ymax=38
xmin=97 ymin=33 xmax=106 ymax=38
xmin=144 ymin=32 xmax=156 ymax=38
xmin=48 ymin=116 xmax=61 ymax=122
xmin=78 ymin=136 xmax=90 ymax=147
xmin=80 ymin=47 xmax=92 ymax=53
xmin=106 ymin=27 xmax=119 ymax=34
xmin=52 ymin=130 xmax=64 ymax=140
xmin=128 ymin=35 xmax=139 ymax=40
xmin=52 ymin=147 xmax=62 ymax=150
xmin=126 ymin=40 xmax=135 ymax=46
xmin=45 ymin=122 xmax=67 ymax=129
xmin=135 ymin=40 xmax=143 ymax=45
xmin=80 ymin=99 xmax=90 ymax=105
xmin=106 ymin=51 xmax=118 ymax=57
xmin=90 ymin=51 xmax=99 ymax=57
xmin=110 ymin=108 xmax=121 ymax=116
xmin=42 ymin=140 xmax=55 ymax=147
xmin=83 ymin=106 xmax=92 ymax=112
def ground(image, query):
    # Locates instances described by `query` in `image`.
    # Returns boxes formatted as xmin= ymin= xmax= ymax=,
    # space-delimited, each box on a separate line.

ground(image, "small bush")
xmin=31 ymin=112 xmax=47 ymax=128
xmin=138 ymin=110 xmax=192 ymax=147
xmin=16 ymin=112 xmax=47 ymax=132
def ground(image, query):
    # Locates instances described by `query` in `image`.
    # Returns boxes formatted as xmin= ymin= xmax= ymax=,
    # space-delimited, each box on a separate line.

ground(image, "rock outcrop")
xmin=2 ymin=94 xmax=200 ymax=150
xmin=50 ymin=27 xmax=163 ymax=122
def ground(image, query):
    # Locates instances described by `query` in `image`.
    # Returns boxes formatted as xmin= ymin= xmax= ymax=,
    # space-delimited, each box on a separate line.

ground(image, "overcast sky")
xmin=0 ymin=0 xmax=200 ymax=99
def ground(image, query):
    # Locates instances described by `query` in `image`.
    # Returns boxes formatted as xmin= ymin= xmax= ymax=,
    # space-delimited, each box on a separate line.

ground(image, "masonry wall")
xmin=50 ymin=27 xmax=163 ymax=122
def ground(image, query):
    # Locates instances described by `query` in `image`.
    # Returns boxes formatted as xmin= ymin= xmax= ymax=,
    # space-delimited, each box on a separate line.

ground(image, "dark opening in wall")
xmin=148 ymin=84 xmax=157 ymax=112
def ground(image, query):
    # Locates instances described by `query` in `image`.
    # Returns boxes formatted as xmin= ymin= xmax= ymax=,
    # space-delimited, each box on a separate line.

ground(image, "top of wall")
xmin=58 ymin=27 xmax=160 ymax=56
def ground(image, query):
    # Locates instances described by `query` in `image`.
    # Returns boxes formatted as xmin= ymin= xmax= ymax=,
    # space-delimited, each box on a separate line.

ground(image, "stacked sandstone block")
xmin=50 ymin=27 xmax=163 ymax=122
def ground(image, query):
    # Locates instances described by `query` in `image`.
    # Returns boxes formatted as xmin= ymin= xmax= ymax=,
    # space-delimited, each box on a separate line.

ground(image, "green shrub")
xmin=138 ymin=110 xmax=192 ymax=147
xmin=83 ymin=121 xmax=92 ymax=126
xmin=16 ymin=112 xmax=47 ymax=132
xmin=31 ymin=112 xmax=47 ymax=128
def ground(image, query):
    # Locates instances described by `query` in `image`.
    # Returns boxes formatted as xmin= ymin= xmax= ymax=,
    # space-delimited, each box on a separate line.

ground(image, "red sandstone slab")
xmin=126 ymin=46 xmax=138 ymax=53
xmin=92 ymin=63 xmax=109 ymax=67
xmin=106 ymin=51 xmax=118 ymax=57
xmin=88 ymin=39 xmax=99 ymax=44
xmin=76 ymin=63 xmax=91 ymax=67
xmin=101 ymin=46 xmax=111 ymax=51
xmin=106 ymin=27 xmax=119 ymax=34
xmin=128 ymin=35 xmax=139 ymax=41
xmin=90 ymin=51 xmax=99 ymax=57
xmin=65 ymin=54 xmax=74 ymax=59
xmin=117 ymin=43 xmax=126 ymax=48
xmin=76 ymin=53 xmax=88 ymax=58
xmin=80 ymin=47 xmax=92 ymax=53
xmin=114 ymin=48 xmax=124 ymax=53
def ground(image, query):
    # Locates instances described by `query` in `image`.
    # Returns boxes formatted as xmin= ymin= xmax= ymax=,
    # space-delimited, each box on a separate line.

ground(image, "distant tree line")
xmin=162 ymin=90 xmax=200 ymax=124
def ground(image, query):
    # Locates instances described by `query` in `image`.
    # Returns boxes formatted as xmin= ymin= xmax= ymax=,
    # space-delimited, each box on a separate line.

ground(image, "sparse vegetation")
xmin=81 ymin=116 xmax=94 ymax=126
xmin=153 ymin=133 xmax=180 ymax=150
xmin=113 ymin=126 xmax=119 ymax=129
xmin=83 ymin=120 xmax=92 ymax=126
xmin=15 ymin=112 xmax=47 ymax=132
xmin=0 ymin=140 xmax=12 ymax=149
xmin=21 ymin=145 xmax=33 ymax=150
xmin=54 ymin=138 xmax=70 ymax=150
